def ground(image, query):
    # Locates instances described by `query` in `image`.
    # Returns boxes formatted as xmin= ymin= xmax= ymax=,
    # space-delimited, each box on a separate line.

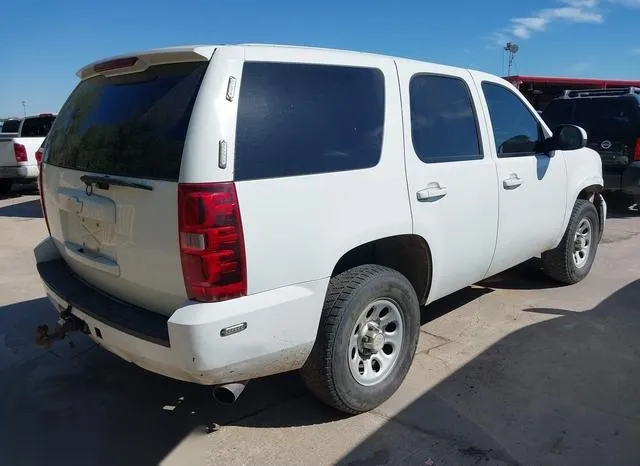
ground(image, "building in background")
xmin=504 ymin=75 xmax=640 ymax=111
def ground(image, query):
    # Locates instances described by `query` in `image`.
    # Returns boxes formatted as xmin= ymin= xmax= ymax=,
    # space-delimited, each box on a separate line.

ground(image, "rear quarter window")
xmin=234 ymin=62 xmax=385 ymax=181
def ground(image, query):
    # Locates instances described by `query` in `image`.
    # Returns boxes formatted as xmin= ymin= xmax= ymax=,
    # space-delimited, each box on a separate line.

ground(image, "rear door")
xmin=41 ymin=52 xmax=212 ymax=316
xmin=398 ymin=63 xmax=499 ymax=303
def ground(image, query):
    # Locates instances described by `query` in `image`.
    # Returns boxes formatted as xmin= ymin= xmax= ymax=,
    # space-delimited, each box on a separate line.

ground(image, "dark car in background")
xmin=542 ymin=88 xmax=640 ymax=209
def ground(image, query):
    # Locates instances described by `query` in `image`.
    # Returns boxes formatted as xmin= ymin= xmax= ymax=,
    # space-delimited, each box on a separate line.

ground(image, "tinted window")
xmin=544 ymin=97 xmax=639 ymax=132
xmin=20 ymin=116 xmax=55 ymax=137
xmin=482 ymin=82 xmax=542 ymax=156
xmin=1 ymin=119 xmax=20 ymax=133
xmin=541 ymin=100 xmax=574 ymax=128
xmin=46 ymin=62 xmax=207 ymax=181
xmin=410 ymin=75 xmax=482 ymax=163
xmin=235 ymin=62 xmax=385 ymax=181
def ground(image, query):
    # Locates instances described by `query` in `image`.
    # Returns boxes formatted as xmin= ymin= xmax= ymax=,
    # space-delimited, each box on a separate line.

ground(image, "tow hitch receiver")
xmin=36 ymin=311 xmax=89 ymax=349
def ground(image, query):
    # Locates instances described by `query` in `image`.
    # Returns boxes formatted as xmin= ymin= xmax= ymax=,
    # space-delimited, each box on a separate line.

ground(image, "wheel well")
xmin=331 ymin=235 xmax=432 ymax=304
xmin=577 ymin=184 xmax=602 ymax=201
xmin=577 ymin=185 xmax=605 ymax=240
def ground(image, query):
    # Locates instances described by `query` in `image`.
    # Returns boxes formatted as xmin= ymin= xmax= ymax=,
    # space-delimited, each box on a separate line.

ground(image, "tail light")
xmin=178 ymin=182 xmax=246 ymax=302
xmin=35 ymin=148 xmax=43 ymax=164
xmin=635 ymin=138 xmax=640 ymax=161
xmin=14 ymin=143 xmax=27 ymax=162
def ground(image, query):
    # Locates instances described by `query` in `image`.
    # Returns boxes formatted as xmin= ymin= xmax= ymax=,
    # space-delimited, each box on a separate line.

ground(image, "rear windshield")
xmin=20 ymin=116 xmax=55 ymax=137
xmin=543 ymin=97 xmax=640 ymax=131
xmin=1 ymin=119 xmax=20 ymax=133
xmin=46 ymin=61 xmax=208 ymax=181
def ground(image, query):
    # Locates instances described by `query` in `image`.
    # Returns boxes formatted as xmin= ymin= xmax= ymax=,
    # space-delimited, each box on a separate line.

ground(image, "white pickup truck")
xmin=0 ymin=114 xmax=55 ymax=194
xmin=34 ymin=45 xmax=605 ymax=414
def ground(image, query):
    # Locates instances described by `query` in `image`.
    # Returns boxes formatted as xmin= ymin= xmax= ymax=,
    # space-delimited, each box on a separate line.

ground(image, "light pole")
xmin=21 ymin=101 xmax=27 ymax=117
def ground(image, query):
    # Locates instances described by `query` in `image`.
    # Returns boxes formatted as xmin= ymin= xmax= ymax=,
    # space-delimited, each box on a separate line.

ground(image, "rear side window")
xmin=20 ymin=116 xmax=55 ymax=137
xmin=234 ymin=62 xmax=385 ymax=181
xmin=409 ymin=74 xmax=482 ymax=163
xmin=46 ymin=62 xmax=208 ymax=181
xmin=1 ymin=119 xmax=20 ymax=133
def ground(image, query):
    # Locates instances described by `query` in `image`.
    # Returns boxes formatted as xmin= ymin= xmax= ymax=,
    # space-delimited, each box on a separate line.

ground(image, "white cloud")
xmin=609 ymin=0 xmax=640 ymax=6
xmin=494 ymin=0 xmax=604 ymax=44
xmin=564 ymin=0 xmax=599 ymax=7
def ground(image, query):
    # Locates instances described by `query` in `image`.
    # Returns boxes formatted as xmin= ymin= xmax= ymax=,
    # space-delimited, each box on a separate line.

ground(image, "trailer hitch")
xmin=36 ymin=311 xmax=89 ymax=349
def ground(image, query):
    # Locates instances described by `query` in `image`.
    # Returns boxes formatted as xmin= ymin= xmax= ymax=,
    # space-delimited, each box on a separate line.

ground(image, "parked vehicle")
xmin=34 ymin=45 xmax=606 ymax=414
xmin=542 ymin=88 xmax=640 ymax=207
xmin=0 ymin=118 xmax=21 ymax=136
xmin=0 ymin=114 xmax=55 ymax=194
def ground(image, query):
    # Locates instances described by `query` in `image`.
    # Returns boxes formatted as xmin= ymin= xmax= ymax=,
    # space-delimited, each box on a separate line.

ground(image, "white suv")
xmin=34 ymin=44 xmax=606 ymax=414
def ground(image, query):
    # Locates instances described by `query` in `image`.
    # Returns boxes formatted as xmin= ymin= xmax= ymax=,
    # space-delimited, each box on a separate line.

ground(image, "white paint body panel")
xmin=34 ymin=44 xmax=604 ymax=387
xmin=41 ymin=164 xmax=187 ymax=315
xmin=0 ymin=136 xmax=42 ymax=179
xmin=472 ymin=73 xmax=569 ymax=276
xmin=396 ymin=62 xmax=499 ymax=303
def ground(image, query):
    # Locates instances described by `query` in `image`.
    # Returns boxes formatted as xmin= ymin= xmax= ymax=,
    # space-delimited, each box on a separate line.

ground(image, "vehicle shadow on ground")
xmin=0 ymin=183 xmax=38 ymax=201
xmin=0 ymin=263 xmax=573 ymax=466
xmin=0 ymin=199 xmax=42 ymax=218
xmin=0 ymin=297 xmax=324 ymax=466
xmin=604 ymin=193 xmax=639 ymax=219
xmin=479 ymin=258 xmax=562 ymax=291
xmin=340 ymin=280 xmax=640 ymax=465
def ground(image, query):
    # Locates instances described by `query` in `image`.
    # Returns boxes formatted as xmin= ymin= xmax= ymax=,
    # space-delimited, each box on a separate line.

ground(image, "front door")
xmin=398 ymin=63 xmax=499 ymax=303
xmin=476 ymin=78 xmax=567 ymax=277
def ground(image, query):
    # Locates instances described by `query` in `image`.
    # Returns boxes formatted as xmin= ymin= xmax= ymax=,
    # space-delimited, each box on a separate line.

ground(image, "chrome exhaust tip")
xmin=213 ymin=381 xmax=248 ymax=404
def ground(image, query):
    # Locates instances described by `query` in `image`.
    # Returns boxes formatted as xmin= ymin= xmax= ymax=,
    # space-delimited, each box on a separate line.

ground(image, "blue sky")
xmin=1 ymin=0 xmax=639 ymax=116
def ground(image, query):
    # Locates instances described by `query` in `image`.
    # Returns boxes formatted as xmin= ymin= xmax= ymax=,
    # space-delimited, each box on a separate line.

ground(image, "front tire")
xmin=301 ymin=265 xmax=420 ymax=414
xmin=542 ymin=199 xmax=600 ymax=284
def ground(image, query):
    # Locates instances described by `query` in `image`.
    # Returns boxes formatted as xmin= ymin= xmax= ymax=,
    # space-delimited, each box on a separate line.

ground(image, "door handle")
xmin=417 ymin=185 xmax=448 ymax=202
xmin=503 ymin=174 xmax=523 ymax=189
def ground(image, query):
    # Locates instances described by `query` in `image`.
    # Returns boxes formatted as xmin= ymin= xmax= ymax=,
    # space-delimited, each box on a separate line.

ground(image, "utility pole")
xmin=21 ymin=101 xmax=27 ymax=117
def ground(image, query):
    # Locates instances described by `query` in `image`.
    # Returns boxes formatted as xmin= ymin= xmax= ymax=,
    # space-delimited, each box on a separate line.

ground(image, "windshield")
xmin=45 ymin=61 xmax=208 ymax=181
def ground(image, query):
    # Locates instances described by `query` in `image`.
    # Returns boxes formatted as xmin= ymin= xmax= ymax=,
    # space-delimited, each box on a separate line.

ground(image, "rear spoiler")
xmin=76 ymin=45 xmax=217 ymax=80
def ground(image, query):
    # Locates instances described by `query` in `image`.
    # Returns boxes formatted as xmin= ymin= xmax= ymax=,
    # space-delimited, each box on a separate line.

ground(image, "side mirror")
xmin=552 ymin=125 xmax=588 ymax=151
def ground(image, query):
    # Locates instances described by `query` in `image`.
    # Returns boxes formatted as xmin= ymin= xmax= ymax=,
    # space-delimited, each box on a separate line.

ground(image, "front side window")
xmin=234 ymin=62 xmax=385 ymax=181
xmin=410 ymin=74 xmax=482 ymax=163
xmin=482 ymin=82 xmax=542 ymax=157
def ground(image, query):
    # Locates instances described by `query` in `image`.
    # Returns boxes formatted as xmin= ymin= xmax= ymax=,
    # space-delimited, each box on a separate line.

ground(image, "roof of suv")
xmin=76 ymin=43 xmax=492 ymax=83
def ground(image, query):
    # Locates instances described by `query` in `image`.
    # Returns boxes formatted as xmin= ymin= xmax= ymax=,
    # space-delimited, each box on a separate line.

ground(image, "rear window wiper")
xmin=80 ymin=174 xmax=153 ymax=192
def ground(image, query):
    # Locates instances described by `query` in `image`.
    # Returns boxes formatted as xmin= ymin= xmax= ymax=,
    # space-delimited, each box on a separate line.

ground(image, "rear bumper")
xmin=604 ymin=162 xmax=640 ymax=196
xmin=34 ymin=237 xmax=328 ymax=385
xmin=0 ymin=164 xmax=38 ymax=180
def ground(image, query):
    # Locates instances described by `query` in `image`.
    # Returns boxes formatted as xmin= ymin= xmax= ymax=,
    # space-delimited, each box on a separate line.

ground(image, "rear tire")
xmin=0 ymin=180 xmax=12 ymax=195
xmin=542 ymin=199 xmax=600 ymax=284
xmin=301 ymin=265 xmax=420 ymax=414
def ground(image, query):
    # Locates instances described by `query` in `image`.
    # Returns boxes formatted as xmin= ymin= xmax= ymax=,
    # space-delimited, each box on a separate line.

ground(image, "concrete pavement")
xmin=0 ymin=186 xmax=639 ymax=465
